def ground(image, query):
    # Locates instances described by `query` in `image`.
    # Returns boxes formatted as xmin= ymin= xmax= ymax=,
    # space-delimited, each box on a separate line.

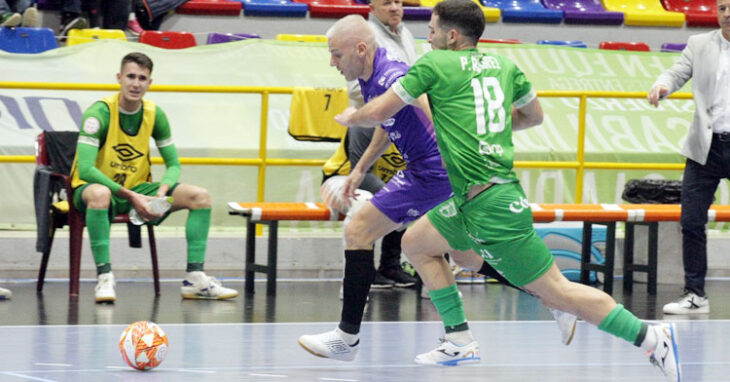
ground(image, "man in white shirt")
xmin=648 ymin=0 xmax=730 ymax=315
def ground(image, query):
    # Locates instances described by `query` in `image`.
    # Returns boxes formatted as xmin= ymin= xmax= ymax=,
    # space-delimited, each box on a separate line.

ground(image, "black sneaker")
xmin=371 ymin=271 xmax=396 ymax=289
xmin=379 ymin=267 xmax=417 ymax=288
xmin=59 ymin=15 xmax=88 ymax=38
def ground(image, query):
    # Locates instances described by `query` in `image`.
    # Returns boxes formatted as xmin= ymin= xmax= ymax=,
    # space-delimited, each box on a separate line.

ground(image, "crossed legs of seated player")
xmin=82 ymin=183 xmax=238 ymax=302
xmin=298 ymin=200 xmax=403 ymax=360
xmin=401 ymin=216 xmax=680 ymax=381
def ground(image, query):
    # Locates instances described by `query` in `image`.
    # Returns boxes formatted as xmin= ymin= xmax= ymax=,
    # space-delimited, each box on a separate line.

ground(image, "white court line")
xmin=320 ymin=378 xmax=358 ymax=381
xmin=0 ymin=372 xmax=57 ymax=382
xmin=250 ymin=373 xmax=288 ymax=378
xmin=175 ymin=369 xmax=216 ymax=373
xmin=34 ymin=363 xmax=71 ymax=367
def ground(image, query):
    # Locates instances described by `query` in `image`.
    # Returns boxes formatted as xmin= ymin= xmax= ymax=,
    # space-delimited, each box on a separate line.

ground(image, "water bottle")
xmin=129 ymin=196 xmax=174 ymax=225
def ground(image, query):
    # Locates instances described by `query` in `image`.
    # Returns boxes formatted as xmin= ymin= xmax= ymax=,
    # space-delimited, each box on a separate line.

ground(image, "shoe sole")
xmin=297 ymin=338 xmax=355 ymax=361
xmin=668 ymin=323 xmax=681 ymax=382
xmin=563 ymin=319 xmax=577 ymax=346
xmin=414 ymin=356 xmax=481 ymax=366
xmin=369 ymin=284 xmax=394 ymax=289
xmin=393 ymin=282 xmax=416 ymax=288
xmin=181 ymin=293 xmax=238 ymax=300
xmin=95 ymin=297 xmax=116 ymax=303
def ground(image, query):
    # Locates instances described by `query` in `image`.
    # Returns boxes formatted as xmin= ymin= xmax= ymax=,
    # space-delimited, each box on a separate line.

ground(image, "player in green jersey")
xmin=334 ymin=0 xmax=680 ymax=380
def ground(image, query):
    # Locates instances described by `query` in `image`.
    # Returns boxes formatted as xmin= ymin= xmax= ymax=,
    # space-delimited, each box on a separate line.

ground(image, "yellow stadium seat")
xmin=66 ymin=28 xmax=127 ymax=46
xmin=275 ymin=34 xmax=327 ymax=43
xmin=419 ymin=0 xmax=500 ymax=22
xmin=601 ymin=0 xmax=685 ymax=27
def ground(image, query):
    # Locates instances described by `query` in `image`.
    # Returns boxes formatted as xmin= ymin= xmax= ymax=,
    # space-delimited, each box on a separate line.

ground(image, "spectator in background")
xmin=59 ymin=0 xmax=88 ymax=37
xmin=85 ymin=0 xmax=131 ymax=31
xmin=0 ymin=0 xmax=37 ymax=27
xmin=647 ymin=0 xmax=730 ymax=315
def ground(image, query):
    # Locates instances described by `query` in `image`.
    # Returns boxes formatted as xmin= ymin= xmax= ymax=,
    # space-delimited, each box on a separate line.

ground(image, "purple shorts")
xmin=370 ymin=166 xmax=453 ymax=225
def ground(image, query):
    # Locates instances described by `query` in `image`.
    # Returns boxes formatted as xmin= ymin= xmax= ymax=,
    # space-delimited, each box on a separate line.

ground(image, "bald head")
xmin=326 ymin=15 xmax=376 ymax=50
xmin=327 ymin=15 xmax=378 ymax=81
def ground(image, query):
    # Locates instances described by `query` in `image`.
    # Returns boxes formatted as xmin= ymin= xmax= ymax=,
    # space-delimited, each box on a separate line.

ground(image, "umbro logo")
xmin=113 ymin=144 xmax=144 ymax=162
xmin=437 ymin=349 xmax=460 ymax=357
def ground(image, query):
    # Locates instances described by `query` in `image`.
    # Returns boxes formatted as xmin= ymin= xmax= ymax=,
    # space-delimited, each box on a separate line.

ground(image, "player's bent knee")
xmin=344 ymin=216 xmax=377 ymax=248
xmin=83 ymin=184 xmax=112 ymax=207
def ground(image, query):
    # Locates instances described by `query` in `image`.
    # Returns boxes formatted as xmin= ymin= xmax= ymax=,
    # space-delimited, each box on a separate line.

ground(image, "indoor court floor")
xmin=1 ymin=278 xmax=729 ymax=381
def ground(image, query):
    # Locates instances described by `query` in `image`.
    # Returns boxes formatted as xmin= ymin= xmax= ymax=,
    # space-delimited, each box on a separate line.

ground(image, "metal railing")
xmin=0 ymin=82 xmax=693 ymax=203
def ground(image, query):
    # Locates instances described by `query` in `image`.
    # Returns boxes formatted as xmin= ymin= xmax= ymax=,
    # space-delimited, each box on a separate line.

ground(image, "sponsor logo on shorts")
xmin=438 ymin=201 xmax=457 ymax=218
xmin=407 ymin=208 xmax=420 ymax=217
xmin=509 ymin=196 xmax=531 ymax=214
xmin=387 ymin=129 xmax=400 ymax=138
xmin=467 ymin=231 xmax=486 ymax=245
xmin=478 ymin=140 xmax=504 ymax=157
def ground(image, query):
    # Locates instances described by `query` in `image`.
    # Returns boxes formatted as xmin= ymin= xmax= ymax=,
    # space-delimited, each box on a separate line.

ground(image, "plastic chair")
xmin=276 ymin=33 xmax=327 ymax=42
xmin=66 ymin=29 xmax=126 ymax=46
xmin=537 ymin=40 xmax=587 ymax=48
xmin=0 ymin=27 xmax=58 ymax=53
xmin=599 ymin=41 xmax=651 ymax=51
xmin=535 ymin=226 xmax=606 ymax=283
xmin=238 ymin=0 xmax=308 ymax=17
xmin=422 ymin=0 xmax=500 ymax=21
xmin=402 ymin=6 xmax=434 ymax=20
xmin=291 ymin=0 xmax=369 ymax=18
xmin=541 ymin=0 xmax=623 ymax=25
xmin=34 ymin=132 xmax=160 ymax=297
xmin=602 ymin=0 xmax=685 ymax=27
xmin=139 ymin=31 xmax=197 ymax=49
xmin=176 ymin=0 xmax=243 ymax=15
xmin=481 ymin=0 xmax=563 ymax=23
xmin=661 ymin=0 xmax=718 ymax=27
xmin=660 ymin=42 xmax=686 ymax=53
xmin=479 ymin=38 xmax=522 ymax=44
xmin=206 ymin=32 xmax=261 ymax=44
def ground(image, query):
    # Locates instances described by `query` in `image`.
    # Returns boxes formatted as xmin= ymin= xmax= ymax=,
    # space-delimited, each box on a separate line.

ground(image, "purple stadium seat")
xmin=206 ymin=32 xmax=262 ymax=44
xmin=402 ymin=6 xmax=433 ymax=20
xmin=542 ymin=0 xmax=623 ymax=25
xmin=482 ymin=0 xmax=563 ymax=23
xmin=660 ymin=42 xmax=686 ymax=53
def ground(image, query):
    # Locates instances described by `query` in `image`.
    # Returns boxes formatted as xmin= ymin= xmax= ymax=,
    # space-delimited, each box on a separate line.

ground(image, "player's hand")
xmin=342 ymin=168 xmax=366 ymax=206
xmin=335 ymin=107 xmax=357 ymax=127
xmin=130 ymin=193 xmax=162 ymax=222
xmin=647 ymin=85 xmax=669 ymax=107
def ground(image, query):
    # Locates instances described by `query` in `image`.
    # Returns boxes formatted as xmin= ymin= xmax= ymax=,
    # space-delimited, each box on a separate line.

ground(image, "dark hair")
xmin=433 ymin=0 xmax=485 ymax=45
xmin=121 ymin=52 xmax=154 ymax=73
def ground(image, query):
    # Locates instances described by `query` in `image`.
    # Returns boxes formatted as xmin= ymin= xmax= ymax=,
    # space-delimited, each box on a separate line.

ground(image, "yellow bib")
xmin=288 ymin=87 xmax=349 ymax=142
xmin=71 ymin=93 xmax=156 ymax=189
xmin=322 ymin=134 xmax=406 ymax=184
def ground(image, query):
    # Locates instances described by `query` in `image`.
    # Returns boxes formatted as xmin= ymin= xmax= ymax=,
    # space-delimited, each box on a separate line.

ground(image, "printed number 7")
xmin=324 ymin=93 xmax=331 ymax=111
xmin=471 ymin=77 xmax=505 ymax=134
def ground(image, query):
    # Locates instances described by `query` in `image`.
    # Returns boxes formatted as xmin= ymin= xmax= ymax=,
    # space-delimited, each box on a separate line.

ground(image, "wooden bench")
xmin=228 ymin=201 xmax=730 ymax=295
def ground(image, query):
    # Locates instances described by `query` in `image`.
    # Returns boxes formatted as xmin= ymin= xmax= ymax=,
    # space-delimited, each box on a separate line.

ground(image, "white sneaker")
xmin=648 ymin=323 xmax=681 ymax=382
xmin=414 ymin=338 xmax=481 ymax=366
xmin=95 ymin=272 xmax=116 ymax=303
xmin=663 ymin=292 xmax=709 ymax=315
xmin=181 ymin=271 xmax=238 ymax=300
xmin=298 ymin=330 xmax=359 ymax=361
xmin=0 ymin=287 xmax=11 ymax=300
xmin=549 ymin=308 xmax=577 ymax=345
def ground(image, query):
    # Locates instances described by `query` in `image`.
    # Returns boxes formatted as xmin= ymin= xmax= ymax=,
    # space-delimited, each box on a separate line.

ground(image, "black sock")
xmin=477 ymin=262 xmax=521 ymax=291
xmin=339 ymin=249 xmax=376 ymax=335
xmin=379 ymin=229 xmax=404 ymax=271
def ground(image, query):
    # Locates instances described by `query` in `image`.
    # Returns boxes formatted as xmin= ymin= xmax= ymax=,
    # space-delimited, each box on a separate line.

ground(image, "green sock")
xmin=598 ymin=304 xmax=647 ymax=346
xmin=186 ymin=208 xmax=210 ymax=264
xmin=429 ymin=284 xmax=468 ymax=332
xmin=86 ymin=208 xmax=111 ymax=274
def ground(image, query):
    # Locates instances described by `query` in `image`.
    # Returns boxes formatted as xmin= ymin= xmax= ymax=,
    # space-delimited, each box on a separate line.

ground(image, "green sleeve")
xmin=76 ymin=102 xmax=122 ymax=193
xmin=393 ymin=52 xmax=437 ymax=103
xmin=510 ymin=61 xmax=535 ymax=109
xmin=152 ymin=106 xmax=181 ymax=187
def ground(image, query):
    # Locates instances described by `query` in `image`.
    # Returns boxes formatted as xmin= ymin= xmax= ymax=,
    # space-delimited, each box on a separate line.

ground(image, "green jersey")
xmin=393 ymin=48 xmax=535 ymax=202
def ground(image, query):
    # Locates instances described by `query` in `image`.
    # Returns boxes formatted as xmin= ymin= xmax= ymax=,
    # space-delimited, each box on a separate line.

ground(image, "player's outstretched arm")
xmin=512 ymin=98 xmax=543 ymax=131
xmin=335 ymin=88 xmax=407 ymax=127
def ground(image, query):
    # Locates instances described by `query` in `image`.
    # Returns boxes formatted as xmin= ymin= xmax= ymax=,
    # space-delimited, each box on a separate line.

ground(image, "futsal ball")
xmin=119 ymin=321 xmax=168 ymax=371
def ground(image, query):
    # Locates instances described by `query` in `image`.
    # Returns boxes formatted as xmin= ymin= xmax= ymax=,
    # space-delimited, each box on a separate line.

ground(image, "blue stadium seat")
xmin=0 ymin=27 xmax=58 ymax=54
xmin=481 ymin=0 xmax=563 ymax=23
xmin=236 ymin=0 xmax=308 ymax=17
xmin=537 ymin=40 xmax=587 ymax=48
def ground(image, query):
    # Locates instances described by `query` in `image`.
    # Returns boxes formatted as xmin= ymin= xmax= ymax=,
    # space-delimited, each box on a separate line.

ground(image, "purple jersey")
xmin=358 ymin=48 xmax=442 ymax=171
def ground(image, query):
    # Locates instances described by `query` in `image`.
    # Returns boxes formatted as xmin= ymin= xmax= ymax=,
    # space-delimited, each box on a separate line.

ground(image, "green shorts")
xmin=73 ymin=182 xmax=178 ymax=224
xmin=426 ymin=182 xmax=554 ymax=287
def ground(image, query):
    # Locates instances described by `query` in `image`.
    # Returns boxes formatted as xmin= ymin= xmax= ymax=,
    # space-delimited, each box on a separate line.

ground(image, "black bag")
xmin=621 ymin=179 xmax=682 ymax=204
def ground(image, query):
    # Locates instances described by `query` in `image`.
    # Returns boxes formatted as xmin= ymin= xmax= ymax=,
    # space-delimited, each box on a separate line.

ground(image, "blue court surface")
xmin=1 ymin=320 xmax=727 ymax=381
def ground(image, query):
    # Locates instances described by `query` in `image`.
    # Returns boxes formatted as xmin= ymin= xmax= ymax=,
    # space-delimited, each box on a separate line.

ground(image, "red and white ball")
xmin=119 ymin=321 xmax=168 ymax=370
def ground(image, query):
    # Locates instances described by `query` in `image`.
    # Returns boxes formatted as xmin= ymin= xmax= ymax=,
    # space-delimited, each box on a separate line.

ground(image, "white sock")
xmin=445 ymin=329 xmax=474 ymax=346
xmin=186 ymin=271 xmax=206 ymax=283
xmin=128 ymin=12 xmax=136 ymax=21
xmin=640 ymin=325 xmax=658 ymax=352
xmin=336 ymin=327 xmax=359 ymax=346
